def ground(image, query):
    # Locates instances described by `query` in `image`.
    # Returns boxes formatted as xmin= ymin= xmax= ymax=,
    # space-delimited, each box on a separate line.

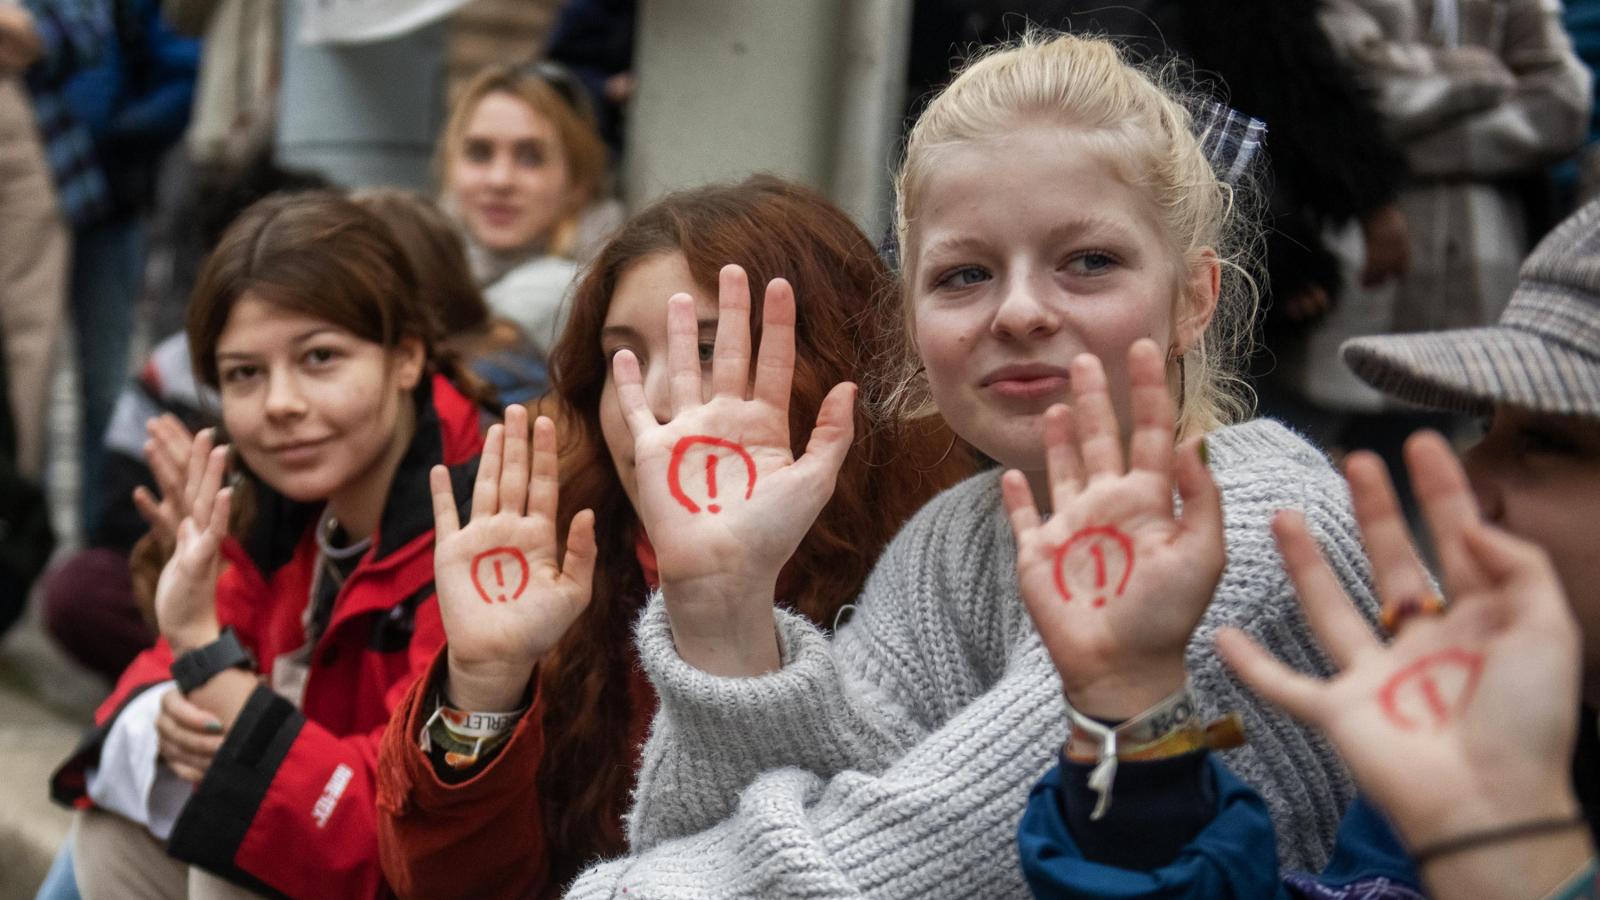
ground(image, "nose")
xmin=264 ymin=368 xmax=308 ymax=423
xmin=990 ymin=270 xmax=1061 ymax=340
xmin=639 ymin=360 xmax=673 ymax=427
xmin=486 ymin=151 xmax=515 ymax=189
xmin=1462 ymin=444 xmax=1505 ymax=523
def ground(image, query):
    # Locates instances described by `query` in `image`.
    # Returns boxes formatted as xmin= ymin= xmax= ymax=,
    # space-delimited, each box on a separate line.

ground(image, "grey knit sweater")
xmin=567 ymin=419 xmax=1378 ymax=899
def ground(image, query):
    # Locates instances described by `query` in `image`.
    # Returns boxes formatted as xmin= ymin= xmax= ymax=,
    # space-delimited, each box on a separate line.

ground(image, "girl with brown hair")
xmin=51 ymin=191 xmax=491 ymax=898
xmin=376 ymin=175 xmax=971 ymax=898
xmin=438 ymin=64 xmax=615 ymax=360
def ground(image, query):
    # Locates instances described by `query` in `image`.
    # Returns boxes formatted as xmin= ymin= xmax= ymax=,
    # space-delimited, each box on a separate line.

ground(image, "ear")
xmin=392 ymin=336 xmax=427 ymax=392
xmin=1174 ymin=248 xmax=1221 ymax=355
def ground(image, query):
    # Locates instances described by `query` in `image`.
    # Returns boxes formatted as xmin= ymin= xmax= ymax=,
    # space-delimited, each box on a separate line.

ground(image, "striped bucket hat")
xmin=1342 ymin=198 xmax=1600 ymax=418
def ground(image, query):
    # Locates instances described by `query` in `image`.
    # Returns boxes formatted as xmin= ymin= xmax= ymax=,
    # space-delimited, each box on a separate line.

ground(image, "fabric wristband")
xmin=419 ymin=695 xmax=526 ymax=770
xmin=1062 ymin=681 xmax=1246 ymax=819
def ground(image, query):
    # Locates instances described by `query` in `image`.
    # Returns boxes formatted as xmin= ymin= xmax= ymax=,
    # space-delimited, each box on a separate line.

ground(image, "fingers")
xmin=182 ymin=427 xmax=216 ymax=514
xmin=1345 ymin=452 xmax=1434 ymax=605
xmin=1042 ymin=405 xmax=1084 ymax=513
xmin=527 ymin=415 xmax=560 ymax=527
xmin=472 ymin=424 xmax=505 ymax=521
xmin=1405 ymin=431 xmax=1487 ymax=593
xmin=202 ymin=488 xmax=232 ymax=549
xmin=498 ymin=405 xmax=531 ymax=516
xmin=190 ymin=446 xmax=228 ymax=532
xmin=429 ymin=465 xmax=460 ymax=539
xmin=1068 ymin=353 xmax=1124 ymax=479
xmin=751 ymin=277 xmax=797 ymax=413
xmin=611 ymin=350 xmax=660 ymax=438
xmin=1000 ymin=469 xmax=1042 ymax=539
xmin=1461 ymin=523 xmax=1565 ymax=624
xmin=161 ymin=688 xmax=222 ymax=733
xmin=1272 ymin=510 xmax=1381 ymax=668
xmin=1175 ymin=437 xmax=1222 ymax=544
xmin=710 ymin=264 xmax=753 ymax=398
xmin=561 ymin=508 xmax=599 ymax=593
xmin=666 ymin=293 xmax=704 ymax=416
xmin=1125 ymin=339 xmax=1176 ymax=478
xmin=133 ymin=486 xmax=176 ymax=537
xmin=1215 ymin=628 xmax=1329 ymax=725
xmin=792 ymin=381 xmax=856 ymax=485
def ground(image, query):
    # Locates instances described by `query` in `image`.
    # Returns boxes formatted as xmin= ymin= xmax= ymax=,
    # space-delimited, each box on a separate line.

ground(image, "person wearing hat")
xmin=1015 ymin=198 xmax=1600 ymax=899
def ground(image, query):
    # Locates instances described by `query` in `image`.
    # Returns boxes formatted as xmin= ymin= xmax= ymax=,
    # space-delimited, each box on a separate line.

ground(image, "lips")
xmin=981 ymin=364 xmax=1071 ymax=400
xmin=477 ymin=204 xmax=523 ymax=228
xmin=266 ymin=436 xmax=332 ymax=464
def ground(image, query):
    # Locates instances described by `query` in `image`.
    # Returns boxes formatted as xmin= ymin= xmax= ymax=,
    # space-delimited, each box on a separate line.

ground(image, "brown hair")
xmin=437 ymin=65 xmax=609 ymax=260
xmin=188 ymin=190 xmax=496 ymax=418
xmin=534 ymin=175 xmax=972 ymax=886
xmin=350 ymin=187 xmax=492 ymax=336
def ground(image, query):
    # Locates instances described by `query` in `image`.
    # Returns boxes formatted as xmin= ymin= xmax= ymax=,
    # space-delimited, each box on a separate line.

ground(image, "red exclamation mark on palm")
xmin=493 ymin=559 xmax=506 ymax=601
xmin=1089 ymin=544 xmax=1108 ymax=607
xmin=706 ymin=455 xmax=720 ymax=514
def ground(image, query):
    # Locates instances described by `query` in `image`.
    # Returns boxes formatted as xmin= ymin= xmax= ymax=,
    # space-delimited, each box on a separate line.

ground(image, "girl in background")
xmin=437 ymin=64 xmax=613 ymax=359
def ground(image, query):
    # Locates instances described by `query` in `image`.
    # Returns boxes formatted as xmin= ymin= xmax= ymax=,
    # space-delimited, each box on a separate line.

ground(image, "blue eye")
xmin=935 ymin=266 xmax=989 ymax=289
xmin=1068 ymin=251 xmax=1118 ymax=275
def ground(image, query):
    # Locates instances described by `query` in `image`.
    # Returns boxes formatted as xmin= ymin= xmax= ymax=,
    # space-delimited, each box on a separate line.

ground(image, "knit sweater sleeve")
xmin=619 ymin=473 xmax=1020 ymax=852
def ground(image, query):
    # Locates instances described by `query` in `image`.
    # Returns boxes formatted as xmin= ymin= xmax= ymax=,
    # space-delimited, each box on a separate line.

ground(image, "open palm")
xmin=432 ymin=405 xmax=596 ymax=704
xmin=612 ymin=264 xmax=854 ymax=600
xmin=153 ymin=440 xmax=231 ymax=652
xmin=1004 ymin=341 xmax=1224 ymax=718
xmin=1218 ymin=433 xmax=1581 ymax=848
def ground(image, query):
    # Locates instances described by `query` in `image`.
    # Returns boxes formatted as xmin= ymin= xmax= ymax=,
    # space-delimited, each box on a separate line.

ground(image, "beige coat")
xmin=1292 ymin=0 xmax=1589 ymax=409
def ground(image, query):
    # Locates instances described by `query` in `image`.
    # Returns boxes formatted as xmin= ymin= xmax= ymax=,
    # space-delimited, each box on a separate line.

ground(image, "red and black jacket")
xmin=53 ymin=375 xmax=484 ymax=899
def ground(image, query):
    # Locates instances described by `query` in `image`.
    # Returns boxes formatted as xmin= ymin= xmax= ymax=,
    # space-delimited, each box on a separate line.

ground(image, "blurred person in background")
xmin=436 ymin=64 xmax=614 ymax=361
xmin=544 ymin=0 xmax=636 ymax=159
xmin=62 ymin=0 xmax=197 ymax=534
xmin=0 ymin=0 xmax=103 ymax=485
xmin=1288 ymin=0 xmax=1589 ymax=484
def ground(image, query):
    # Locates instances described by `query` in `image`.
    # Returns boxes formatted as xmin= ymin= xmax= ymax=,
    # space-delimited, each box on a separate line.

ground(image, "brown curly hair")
xmin=533 ymin=175 xmax=972 ymax=888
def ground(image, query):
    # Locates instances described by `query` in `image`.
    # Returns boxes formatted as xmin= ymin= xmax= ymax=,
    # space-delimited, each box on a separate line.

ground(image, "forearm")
xmin=625 ymin=595 xmax=920 ymax=848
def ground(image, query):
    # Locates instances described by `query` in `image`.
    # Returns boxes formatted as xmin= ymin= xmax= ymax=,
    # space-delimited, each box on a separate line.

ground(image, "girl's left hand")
xmin=611 ymin=265 xmax=855 ymax=674
xmin=153 ymin=439 xmax=231 ymax=655
xmin=1004 ymin=340 xmax=1224 ymax=718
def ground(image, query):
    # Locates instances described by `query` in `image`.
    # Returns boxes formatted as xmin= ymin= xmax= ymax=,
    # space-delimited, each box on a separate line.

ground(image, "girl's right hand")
xmin=611 ymin=265 xmax=855 ymax=675
xmin=433 ymin=405 xmax=597 ymax=712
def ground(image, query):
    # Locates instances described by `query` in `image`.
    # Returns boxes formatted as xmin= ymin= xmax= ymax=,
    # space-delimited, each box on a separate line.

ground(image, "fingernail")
xmin=1198 ymin=438 xmax=1210 ymax=467
xmin=205 ymin=720 xmax=223 ymax=733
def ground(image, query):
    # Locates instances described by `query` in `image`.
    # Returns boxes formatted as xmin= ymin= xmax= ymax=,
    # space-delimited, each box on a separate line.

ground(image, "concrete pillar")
xmin=624 ymin=0 xmax=911 ymax=237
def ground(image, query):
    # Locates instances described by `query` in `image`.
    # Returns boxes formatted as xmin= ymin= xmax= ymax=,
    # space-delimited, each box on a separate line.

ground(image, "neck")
xmin=327 ymin=398 xmax=417 ymax=542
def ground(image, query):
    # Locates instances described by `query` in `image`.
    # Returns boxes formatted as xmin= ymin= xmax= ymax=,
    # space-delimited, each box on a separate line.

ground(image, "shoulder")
xmin=873 ymin=468 xmax=1009 ymax=575
xmin=487 ymin=256 xmax=580 ymax=296
xmin=1200 ymin=418 xmax=1372 ymax=621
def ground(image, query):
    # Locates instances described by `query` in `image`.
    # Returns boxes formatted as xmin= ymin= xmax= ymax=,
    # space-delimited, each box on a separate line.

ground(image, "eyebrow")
xmin=919 ymin=216 xmax=1144 ymax=260
xmin=216 ymin=327 xmax=342 ymax=360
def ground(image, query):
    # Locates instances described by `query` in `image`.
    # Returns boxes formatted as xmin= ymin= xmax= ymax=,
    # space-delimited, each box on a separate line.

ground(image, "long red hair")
xmin=534 ymin=175 xmax=971 ymax=888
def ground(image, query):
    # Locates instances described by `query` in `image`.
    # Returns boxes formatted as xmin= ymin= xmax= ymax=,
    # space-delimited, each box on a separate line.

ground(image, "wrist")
xmin=1063 ymin=661 xmax=1188 ymax=720
xmin=165 ymin=619 xmax=222 ymax=656
xmin=1414 ymin=814 xmax=1593 ymax=900
xmin=660 ymin=576 xmax=782 ymax=677
xmin=444 ymin=652 xmax=535 ymax=713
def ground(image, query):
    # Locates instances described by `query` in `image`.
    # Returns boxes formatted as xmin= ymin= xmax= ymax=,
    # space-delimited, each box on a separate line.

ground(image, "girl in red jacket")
xmin=52 ymin=191 xmax=491 ymax=899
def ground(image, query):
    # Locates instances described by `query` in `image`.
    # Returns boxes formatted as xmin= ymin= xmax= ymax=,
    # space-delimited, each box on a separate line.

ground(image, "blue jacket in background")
xmin=1019 ymin=755 xmax=1423 ymax=899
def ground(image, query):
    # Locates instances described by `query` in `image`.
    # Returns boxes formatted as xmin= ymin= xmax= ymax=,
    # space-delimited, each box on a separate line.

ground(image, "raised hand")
xmin=611 ymin=264 xmax=855 ymax=675
xmin=1217 ymin=433 xmax=1585 ymax=868
xmin=1004 ymin=340 xmax=1224 ymax=718
xmin=152 ymin=438 xmax=231 ymax=654
xmin=433 ymin=405 xmax=597 ymax=712
xmin=133 ymin=417 xmax=208 ymax=551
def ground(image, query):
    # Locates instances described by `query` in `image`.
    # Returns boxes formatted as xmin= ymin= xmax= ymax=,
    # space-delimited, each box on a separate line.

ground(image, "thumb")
xmin=793 ymin=382 xmax=856 ymax=485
